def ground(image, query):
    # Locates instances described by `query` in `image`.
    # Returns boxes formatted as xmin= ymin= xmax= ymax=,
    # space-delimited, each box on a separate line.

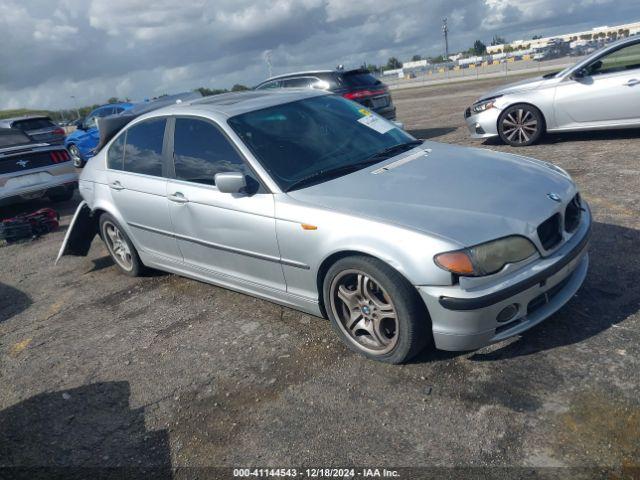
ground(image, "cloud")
xmin=1 ymin=0 xmax=639 ymax=110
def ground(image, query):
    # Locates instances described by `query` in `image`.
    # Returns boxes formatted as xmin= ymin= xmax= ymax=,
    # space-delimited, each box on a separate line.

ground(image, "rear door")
xmin=105 ymin=117 xmax=182 ymax=261
xmin=165 ymin=116 xmax=286 ymax=291
xmin=554 ymin=40 xmax=640 ymax=126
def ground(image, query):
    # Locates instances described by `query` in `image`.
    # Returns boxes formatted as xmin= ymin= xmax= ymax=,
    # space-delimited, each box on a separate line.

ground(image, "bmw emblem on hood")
xmin=547 ymin=192 xmax=562 ymax=202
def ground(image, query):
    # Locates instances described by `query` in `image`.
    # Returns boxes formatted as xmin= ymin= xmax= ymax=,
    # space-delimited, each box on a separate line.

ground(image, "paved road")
xmin=1 ymin=76 xmax=639 ymax=477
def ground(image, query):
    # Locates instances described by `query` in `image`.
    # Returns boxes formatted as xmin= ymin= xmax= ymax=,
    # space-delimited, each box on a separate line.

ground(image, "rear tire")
xmin=99 ymin=213 xmax=145 ymax=277
xmin=322 ymin=255 xmax=430 ymax=364
xmin=498 ymin=104 xmax=544 ymax=146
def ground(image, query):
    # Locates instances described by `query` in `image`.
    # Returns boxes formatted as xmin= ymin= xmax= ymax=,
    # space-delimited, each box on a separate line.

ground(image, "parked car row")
xmin=8 ymin=39 xmax=638 ymax=364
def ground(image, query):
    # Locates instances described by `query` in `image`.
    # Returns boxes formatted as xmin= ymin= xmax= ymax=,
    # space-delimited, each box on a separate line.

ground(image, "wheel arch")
xmin=315 ymin=249 xmax=428 ymax=319
xmin=497 ymin=101 xmax=548 ymax=133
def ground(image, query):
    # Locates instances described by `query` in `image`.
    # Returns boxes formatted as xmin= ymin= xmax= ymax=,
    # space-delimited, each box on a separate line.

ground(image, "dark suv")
xmin=255 ymin=69 xmax=396 ymax=120
xmin=0 ymin=116 xmax=66 ymax=145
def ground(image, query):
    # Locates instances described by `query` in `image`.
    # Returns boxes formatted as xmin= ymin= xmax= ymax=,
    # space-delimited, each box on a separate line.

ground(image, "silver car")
xmin=1 ymin=128 xmax=77 ymax=206
xmin=465 ymin=36 xmax=640 ymax=146
xmin=58 ymin=90 xmax=591 ymax=363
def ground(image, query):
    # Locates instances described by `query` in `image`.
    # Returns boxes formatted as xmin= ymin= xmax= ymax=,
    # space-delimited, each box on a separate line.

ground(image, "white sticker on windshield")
xmin=357 ymin=114 xmax=394 ymax=134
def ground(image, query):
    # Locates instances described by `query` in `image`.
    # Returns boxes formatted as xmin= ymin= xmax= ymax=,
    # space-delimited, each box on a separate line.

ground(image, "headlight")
xmin=471 ymin=100 xmax=496 ymax=113
xmin=434 ymin=236 xmax=538 ymax=277
xmin=471 ymin=95 xmax=502 ymax=114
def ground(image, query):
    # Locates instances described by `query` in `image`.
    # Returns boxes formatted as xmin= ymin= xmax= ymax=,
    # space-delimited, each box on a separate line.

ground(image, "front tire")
xmin=323 ymin=256 xmax=430 ymax=364
xmin=498 ymin=104 xmax=544 ymax=146
xmin=99 ymin=213 xmax=144 ymax=277
xmin=68 ymin=144 xmax=84 ymax=168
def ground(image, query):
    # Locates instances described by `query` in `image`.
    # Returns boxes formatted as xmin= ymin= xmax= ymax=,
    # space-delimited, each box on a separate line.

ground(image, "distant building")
xmin=486 ymin=21 xmax=640 ymax=54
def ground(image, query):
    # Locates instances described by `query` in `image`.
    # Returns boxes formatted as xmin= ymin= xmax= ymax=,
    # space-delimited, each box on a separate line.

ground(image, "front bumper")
xmin=464 ymin=106 xmax=500 ymax=139
xmin=418 ymin=205 xmax=591 ymax=351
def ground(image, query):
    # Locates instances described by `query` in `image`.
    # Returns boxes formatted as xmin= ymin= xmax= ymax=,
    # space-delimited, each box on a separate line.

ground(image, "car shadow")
xmin=407 ymin=127 xmax=457 ymax=140
xmin=481 ymin=128 xmax=640 ymax=147
xmin=469 ymin=221 xmax=639 ymax=361
xmin=0 ymin=381 xmax=172 ymax=479
xmin=0 ymin=283 xmax=31 ymax=323
xmin=538 ymin=128 xmax=640 ymax=145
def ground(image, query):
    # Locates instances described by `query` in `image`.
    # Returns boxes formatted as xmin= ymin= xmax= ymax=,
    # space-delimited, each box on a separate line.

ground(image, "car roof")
xmin=0 ymin=115 xmax=52 ymax=124
xmin=142 ymin=89 xmax=330 ymax=119
xmin=95 ymin=102 xmax=133 ymax=110
xmin=260 ymin=70 xmax=335 ymax=83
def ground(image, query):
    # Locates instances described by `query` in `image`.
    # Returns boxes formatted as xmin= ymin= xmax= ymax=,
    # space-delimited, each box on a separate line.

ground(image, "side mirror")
xmin=215 ymin=172 xmax=247 ymax=194
xmin=571 ymin=68 xmax=588 ymax=79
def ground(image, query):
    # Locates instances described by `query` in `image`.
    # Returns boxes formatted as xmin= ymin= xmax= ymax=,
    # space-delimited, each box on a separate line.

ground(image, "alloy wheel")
xmin=69 ymin=145 xmax=82 ymax=167
xmin=103 ymin=221 xmax=133 ymax=271
xmin=330 ymin=269 xmax=398 ymax=354
xmin=501 ymin=108 xmax=538 ymax=145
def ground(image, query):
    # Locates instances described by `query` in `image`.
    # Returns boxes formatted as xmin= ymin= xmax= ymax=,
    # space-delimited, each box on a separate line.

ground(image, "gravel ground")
xmin=1 ymin=77 xmax=639 ymax=478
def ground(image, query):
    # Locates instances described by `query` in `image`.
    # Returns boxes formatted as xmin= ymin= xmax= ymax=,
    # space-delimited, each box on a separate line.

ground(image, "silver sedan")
xmin=59 ymin=90 xmax=591 ymax=363
xmin=465 ymin=36 xmax=640 ymax=146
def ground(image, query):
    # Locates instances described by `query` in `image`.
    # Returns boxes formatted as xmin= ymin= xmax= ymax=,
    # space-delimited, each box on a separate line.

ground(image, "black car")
xmin=254 ymin=68 xmax=396 ymax=120
xmin=0 ymin=115 xmax=66 ymax=145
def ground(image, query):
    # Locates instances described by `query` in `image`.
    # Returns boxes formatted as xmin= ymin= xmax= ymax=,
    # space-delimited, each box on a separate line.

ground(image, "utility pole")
xmin=263 ymin=50 xmax=273 ymax=79
xmin=442 ymin=17 xmax=449 ymax=79
xmin=70 ymin=95 xmax=80 ymax=119
xmin=442 ymin=17 xmax=449 ymax=61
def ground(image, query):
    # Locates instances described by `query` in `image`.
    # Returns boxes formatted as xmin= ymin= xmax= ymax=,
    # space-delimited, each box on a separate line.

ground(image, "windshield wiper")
xmin=361 ymin=140 xmax=423 ymax=163
xmin=285 ymin=141 xmax=423 ymax=192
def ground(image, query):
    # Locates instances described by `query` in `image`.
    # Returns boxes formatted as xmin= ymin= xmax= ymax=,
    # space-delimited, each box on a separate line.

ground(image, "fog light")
xmin=497 ymin=303 xmax=518 ymax=323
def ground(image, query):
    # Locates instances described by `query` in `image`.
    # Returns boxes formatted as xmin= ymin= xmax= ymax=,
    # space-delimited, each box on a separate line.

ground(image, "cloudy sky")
xmin=1 ymin=0 xmax=639 ymax=110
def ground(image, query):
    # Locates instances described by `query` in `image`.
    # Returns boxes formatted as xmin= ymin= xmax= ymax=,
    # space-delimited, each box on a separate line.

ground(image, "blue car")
xmin=65 ymin=103 xmax=133 ymax=167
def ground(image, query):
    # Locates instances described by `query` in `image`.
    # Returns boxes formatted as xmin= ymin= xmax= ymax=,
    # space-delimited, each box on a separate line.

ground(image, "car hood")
xmin=287 ymin=142 xmax=575 ymax=248
xmin=478 ymin=75 xmax=553 ymax=102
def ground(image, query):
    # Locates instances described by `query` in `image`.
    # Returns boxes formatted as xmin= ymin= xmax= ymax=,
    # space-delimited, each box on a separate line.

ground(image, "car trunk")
xmin=340 ymin=71 xmax=392 ymax=111
xmin=0 ymin=146 xmax=70 ymax=174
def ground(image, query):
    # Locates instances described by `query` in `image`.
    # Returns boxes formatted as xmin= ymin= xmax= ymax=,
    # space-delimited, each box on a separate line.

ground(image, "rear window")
xmin=12 ymin=118 xmax=55 ymax=131
xmin=339 ymin=72 xmax=382 ymax=88
xmin=0 ymin=130 xmax=32 ymax=147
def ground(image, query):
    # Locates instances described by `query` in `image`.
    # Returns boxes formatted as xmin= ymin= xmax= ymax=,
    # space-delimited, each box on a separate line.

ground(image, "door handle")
xmin=110 ymin=181 xmax=124 ymax=191
xmin=168 ymin=192 xmax=189 ymax=204
xmin=626 ymin=79 xmax=640 ymax=86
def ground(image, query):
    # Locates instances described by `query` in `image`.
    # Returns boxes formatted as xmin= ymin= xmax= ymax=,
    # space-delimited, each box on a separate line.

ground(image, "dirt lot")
xmin=1 ymin=77 xmax=639 ymax=478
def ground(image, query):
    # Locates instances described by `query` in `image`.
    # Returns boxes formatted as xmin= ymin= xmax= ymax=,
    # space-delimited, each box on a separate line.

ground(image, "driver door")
xmin=165 ymin=116 xmax=286 ymax=291
xmin=554 ymin=40 xmax=640 ymax=126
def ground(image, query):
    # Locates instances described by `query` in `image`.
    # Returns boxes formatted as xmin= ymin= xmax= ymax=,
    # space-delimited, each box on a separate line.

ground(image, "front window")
xmin=228 ymin=95 xmax=418 ymax=191
xmin=589 ymin=42 xmax=640 ymax=76
xmin=173 ymin=118 xmax=248 ymax=186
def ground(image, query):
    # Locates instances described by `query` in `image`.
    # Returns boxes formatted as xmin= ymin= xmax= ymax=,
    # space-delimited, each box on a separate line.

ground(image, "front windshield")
xmin=228 ymin=95 xmax=417 ymax=191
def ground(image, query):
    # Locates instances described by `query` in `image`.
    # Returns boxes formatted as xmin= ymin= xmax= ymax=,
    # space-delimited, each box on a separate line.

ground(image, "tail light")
xmin=343 ymin=88 xmax=387 ymax=100
xmin=53 ymin=127 xmax=66 ymax=136
xmin=50 ymin=150 xmax=70 ymax=163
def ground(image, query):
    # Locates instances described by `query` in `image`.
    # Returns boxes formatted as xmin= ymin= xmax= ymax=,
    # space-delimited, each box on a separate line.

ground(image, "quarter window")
xmin=590 ymin=42 xmax=640 ymax=76
xmin=107 ymin=133 xmax=126 ymax=170
xmin=173 ymin=118 xmax=247 ymax=186
xmin=122 ymin=118 xmax=166 ymax=176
